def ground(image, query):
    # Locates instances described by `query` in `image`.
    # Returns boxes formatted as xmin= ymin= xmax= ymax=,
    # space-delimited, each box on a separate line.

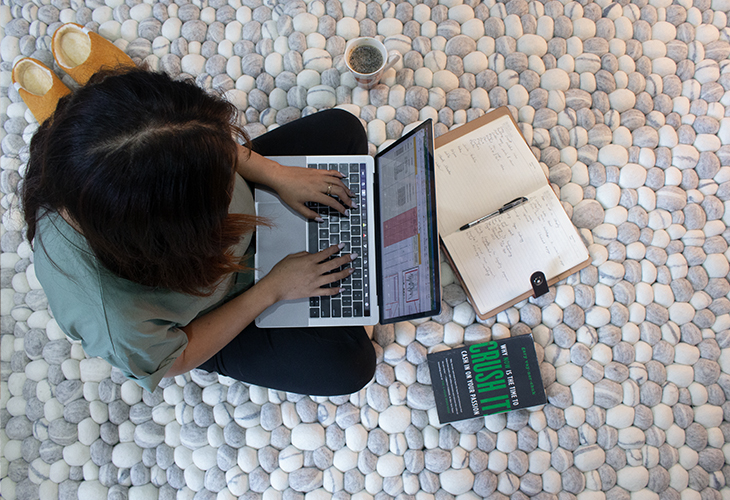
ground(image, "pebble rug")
xmin=2 ymin=0 xmax=730 ymax=499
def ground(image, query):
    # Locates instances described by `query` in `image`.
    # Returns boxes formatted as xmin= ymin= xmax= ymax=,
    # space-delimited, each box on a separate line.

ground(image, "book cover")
xmin=427 ymin=335 xmax=546 ymax=424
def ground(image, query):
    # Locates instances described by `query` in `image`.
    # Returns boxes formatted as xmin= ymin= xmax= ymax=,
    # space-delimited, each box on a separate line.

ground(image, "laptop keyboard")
xmin=307 ymin=162 xmax=370 ymax=320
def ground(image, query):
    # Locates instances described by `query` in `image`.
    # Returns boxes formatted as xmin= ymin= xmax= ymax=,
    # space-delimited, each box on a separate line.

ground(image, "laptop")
xmin=254 ymin=119 xmax=441 ymax=327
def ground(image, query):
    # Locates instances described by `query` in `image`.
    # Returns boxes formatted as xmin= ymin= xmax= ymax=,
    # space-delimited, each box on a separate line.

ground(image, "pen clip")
xmin=502 ymin=196 xmax=528 ymax=209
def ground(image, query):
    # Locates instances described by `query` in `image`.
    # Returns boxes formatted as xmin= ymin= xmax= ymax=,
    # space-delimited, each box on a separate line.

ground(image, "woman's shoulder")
xmin=37 ymin=210 xmax=84 ymax=246
xmin=34 ymin=212 xmax=101 ymax=299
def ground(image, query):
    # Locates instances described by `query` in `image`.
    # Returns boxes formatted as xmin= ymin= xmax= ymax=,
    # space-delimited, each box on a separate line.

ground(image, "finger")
xmin=317 ymin=285 xmax=347 ymax=296
xmin=318 ymin=171 xmax=354 ymax=197
xmin=314 ymin=276 xmax=352 ymax=296
xmin=315 ymin=261 xmax=351 ymax=282
xmin=315 ymin=193 xmax=349 ymax=215
xmin=325 ymin=169 xmax=347 ymax=179
xmin=321 ymin=252 xmax=357 ymax=273
xmin=315 ymin=243 xmax=345 ymax=261
xmin=332 ymin=176 xmax=356 ymax=198
xmin=295 ymin=204 xmax=321 ymax=221
xmin=327 ymin=183 xmax=355 ymax=207
xmin=318 ymin=181 xmax=353 ymax=212
xmin=329 ymin=266 xmax=355 ymax=282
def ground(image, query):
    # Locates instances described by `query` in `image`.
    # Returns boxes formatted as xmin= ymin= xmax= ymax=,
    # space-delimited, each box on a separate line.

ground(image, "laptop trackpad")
xmin=256 ymin=202 xmax=307 ymax=274
xmin=255 ymin=200 xmax=310 ymax=327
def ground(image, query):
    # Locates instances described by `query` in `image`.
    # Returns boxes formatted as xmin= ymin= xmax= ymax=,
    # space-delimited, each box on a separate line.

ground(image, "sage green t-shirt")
xmin=34 ymin=175 xmax=255 ymax=392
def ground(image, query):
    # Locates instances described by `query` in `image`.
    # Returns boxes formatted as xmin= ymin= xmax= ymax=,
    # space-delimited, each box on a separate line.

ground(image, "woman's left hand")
xmin=235 ymin=146 xmax=357 ymax=220
xmin=271 ymin=164 xmax=357 ymax=220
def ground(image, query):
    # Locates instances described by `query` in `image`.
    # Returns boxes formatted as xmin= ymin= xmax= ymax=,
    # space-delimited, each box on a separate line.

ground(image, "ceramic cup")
xmin=344 ymin=37 xmax=401 ymax=89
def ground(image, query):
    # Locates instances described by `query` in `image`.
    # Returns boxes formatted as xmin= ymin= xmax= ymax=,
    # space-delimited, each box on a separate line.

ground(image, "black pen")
xmin=459 ymin=196 xmax=529 ymax=231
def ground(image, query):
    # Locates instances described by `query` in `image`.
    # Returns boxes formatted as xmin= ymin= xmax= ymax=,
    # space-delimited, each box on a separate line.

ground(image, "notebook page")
xmin=436 ymin=114 xmax=547 ymax=236
xmin=442 ymin=184 xmax=589 ymax=315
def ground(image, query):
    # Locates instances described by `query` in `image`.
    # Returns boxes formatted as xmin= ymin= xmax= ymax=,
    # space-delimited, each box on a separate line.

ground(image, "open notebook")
xmin=435 ymin=107 xmax=590 ymax=319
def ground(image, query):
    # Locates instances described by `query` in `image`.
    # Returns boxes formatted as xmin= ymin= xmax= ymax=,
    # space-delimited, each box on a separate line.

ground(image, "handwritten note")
xmin=436 ymin=114 xmax=548 ymax=236
xmin=443 ymin=185 xmax=589 ymax=316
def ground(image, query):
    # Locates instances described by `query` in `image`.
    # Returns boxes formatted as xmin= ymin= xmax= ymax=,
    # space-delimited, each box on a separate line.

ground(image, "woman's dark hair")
xmin=22 ymin=68 xmax=263 ymax=296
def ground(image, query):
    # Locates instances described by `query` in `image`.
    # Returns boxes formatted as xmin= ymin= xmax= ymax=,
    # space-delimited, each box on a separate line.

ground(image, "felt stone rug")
xmin=1 ymin=0 xmax=729 ymax=499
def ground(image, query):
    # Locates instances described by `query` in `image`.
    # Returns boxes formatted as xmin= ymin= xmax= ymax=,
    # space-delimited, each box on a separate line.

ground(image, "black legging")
xmin=197 ymin=109 xmax=376 ymax=396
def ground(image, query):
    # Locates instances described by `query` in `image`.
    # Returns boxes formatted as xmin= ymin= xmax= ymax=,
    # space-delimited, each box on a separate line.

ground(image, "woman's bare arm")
xmin=234 ymin=145 xmax=355 ymax=218
xmin=234 ymin=145 xmax=286 ymax=185
xmin=164 ymin=244 xmax=355 ymax=377
xmin=163 ymin=277 xmax=278 ymax=377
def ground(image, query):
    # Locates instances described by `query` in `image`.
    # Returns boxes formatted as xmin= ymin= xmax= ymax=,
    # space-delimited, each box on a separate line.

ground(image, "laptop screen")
xmin=374 ymin=119 xmax=441 ymax=324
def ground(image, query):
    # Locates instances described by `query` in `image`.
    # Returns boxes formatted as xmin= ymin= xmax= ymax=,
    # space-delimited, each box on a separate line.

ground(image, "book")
xmin=435 ymin=107 xmax=591 ymax=319
xmin=427 ymin=335 xmax=546 ymax=424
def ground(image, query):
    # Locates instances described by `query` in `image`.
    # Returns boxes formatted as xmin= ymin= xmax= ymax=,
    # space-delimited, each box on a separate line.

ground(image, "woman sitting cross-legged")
xmin=21 ymin=66 xmax=376 ymax=395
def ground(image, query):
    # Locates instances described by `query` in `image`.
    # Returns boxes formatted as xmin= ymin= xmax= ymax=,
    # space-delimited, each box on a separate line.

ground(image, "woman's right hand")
xmin=169 ymin=244 xmax=354 ymax=377
xmin=259 ymin=243 xmax=356 ymax=302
